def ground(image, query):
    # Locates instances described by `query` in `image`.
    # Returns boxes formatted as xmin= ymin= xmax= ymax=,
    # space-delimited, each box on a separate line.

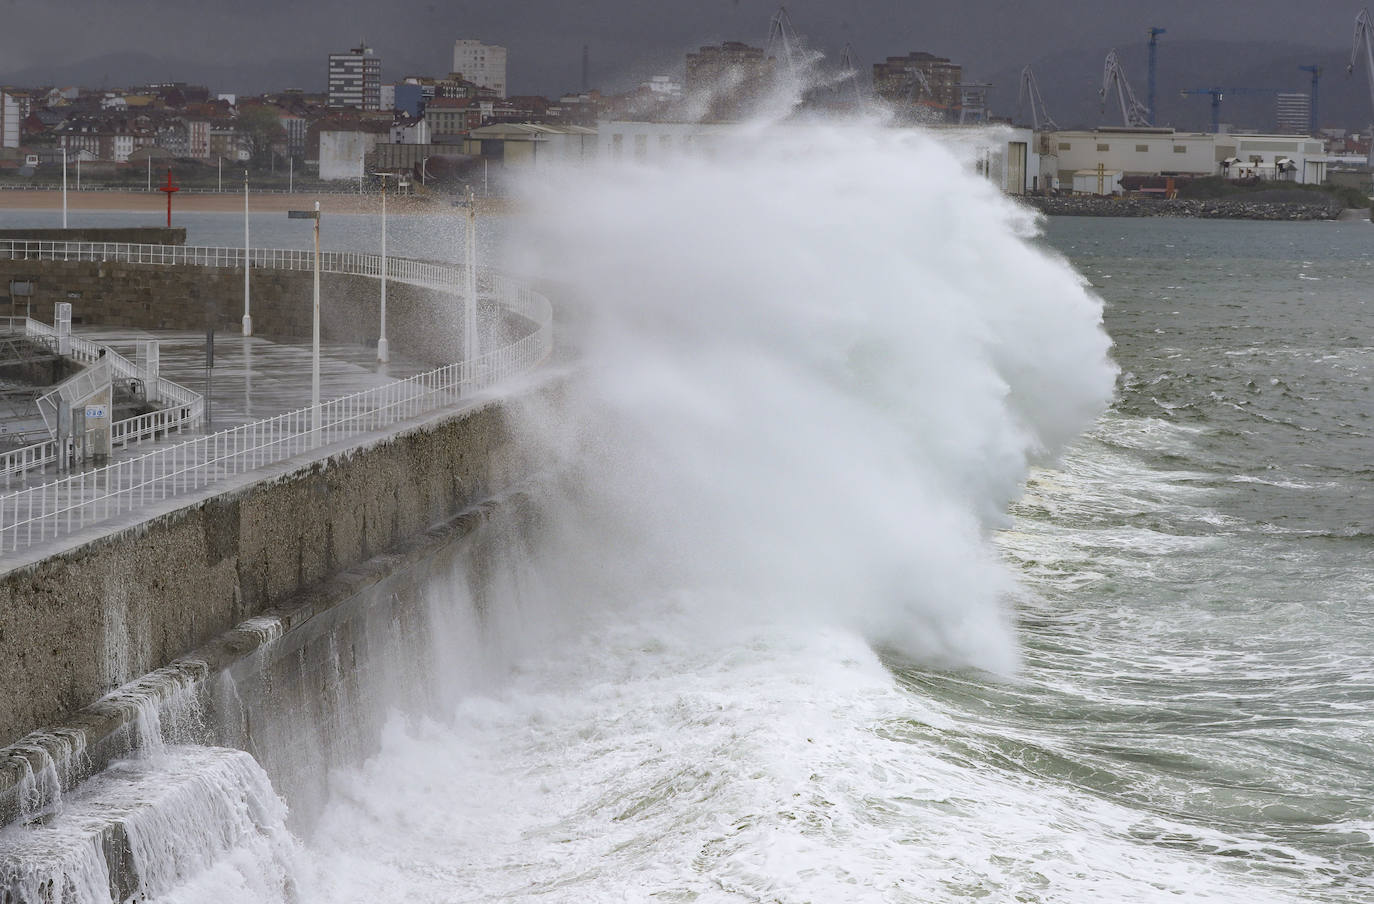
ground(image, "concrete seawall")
xmin=0 ymin=489 xmax=518 ymax=831
xmin=0 ymin=228 xmax=186 ymax=245
xmin=0 ymin=258 xmax=463 ymax=366
xmin=0 ymin=390 xmax=536 ymax=760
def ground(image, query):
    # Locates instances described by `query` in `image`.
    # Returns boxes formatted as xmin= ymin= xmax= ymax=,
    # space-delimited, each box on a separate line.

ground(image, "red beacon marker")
xmin=157 ymin=168 xmax=179 ymax=227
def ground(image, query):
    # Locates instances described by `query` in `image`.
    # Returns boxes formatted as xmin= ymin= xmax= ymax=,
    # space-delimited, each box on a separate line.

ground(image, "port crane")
xmin=1101 ymin=49 xmax=1152 ymax=127
xmin=906 ymin=66 xmax=933 ymax=104
xmin=837 ymin=44 xmax=866 ymax=103
xmin=1348 ymin=9 xmax=1374 ymax=164
xmin=1297 ymin=64 xmax=1319 ymax=133
xmin=766 ymin=5 xmax=802 ymax=74
xmin=1147 ymin=27 xmax=1166 ymax=126
xmin=1018 ymin=65 xmax=1058 ymax=131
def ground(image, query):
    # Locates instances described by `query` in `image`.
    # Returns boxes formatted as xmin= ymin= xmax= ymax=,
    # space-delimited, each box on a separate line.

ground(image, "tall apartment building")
xmin=453 ymin=40 xmax=507 ymax=98
xmin=328 ymin=43 xmax=382 ymax=110
xmin=1276 ymin=93 xmax=1312 ymax=135
xmin=873 ymin=52 xmax=962 ymax=119
xmin=684 ymin=42 xmax=775 ymax=119
xmin=0 ymin=91 xmax=19 ymax=148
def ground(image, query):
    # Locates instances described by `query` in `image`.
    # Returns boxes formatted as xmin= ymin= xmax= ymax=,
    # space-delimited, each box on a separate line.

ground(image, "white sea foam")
xmin=504 ymin=116 xmax=1116 ymax=674
xmin=290 ymin=599 xmax=1315 ymax=904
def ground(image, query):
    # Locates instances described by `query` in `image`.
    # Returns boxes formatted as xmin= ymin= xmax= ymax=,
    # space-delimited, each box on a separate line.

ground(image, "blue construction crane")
xmin=1148 ymin=27 xmax=1166 ymax=126
xmin=1298 ymin=65 xmax=1322 ymax=134
xmin=1179 ymin=87 xmax=1276 ymax=133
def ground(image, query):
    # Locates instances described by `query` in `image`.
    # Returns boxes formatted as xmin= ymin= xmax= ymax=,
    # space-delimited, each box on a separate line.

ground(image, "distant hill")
xmin=981 ymin=40 xmax=1374 ymax=134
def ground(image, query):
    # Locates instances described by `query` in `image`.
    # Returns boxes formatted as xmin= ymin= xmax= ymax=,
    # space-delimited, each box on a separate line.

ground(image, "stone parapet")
xmin=0 ymin=228 xmax=187 ymax=245
xmin=0 ymin=259 xmax=460 ymax=366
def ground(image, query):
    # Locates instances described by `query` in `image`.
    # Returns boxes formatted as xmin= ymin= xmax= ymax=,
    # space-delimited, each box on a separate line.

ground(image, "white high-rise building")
xmin=1 ymin=91 xmax=20 ymax=149
xmin=1275 ymin=93 xmax=1311 ymax=135
xmin=453 ymin=40 xmax=507 ymax=98
xmin=328 ymin=43 xmax=382 ymax=110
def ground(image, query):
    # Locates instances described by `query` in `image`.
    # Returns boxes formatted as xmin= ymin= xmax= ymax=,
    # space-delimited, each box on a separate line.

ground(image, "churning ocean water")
xmin=3 ymin=129 xmax=1372 ymax=903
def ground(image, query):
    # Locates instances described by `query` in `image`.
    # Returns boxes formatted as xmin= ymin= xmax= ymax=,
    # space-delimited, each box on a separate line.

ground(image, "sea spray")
xmin=4 ymin=110 xmax=1120 ymax=902
xmin=505 ymin=119 xmax=1116 ymax=672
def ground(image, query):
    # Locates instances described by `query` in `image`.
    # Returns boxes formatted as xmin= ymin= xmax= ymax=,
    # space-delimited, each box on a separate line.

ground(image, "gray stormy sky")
xmin=0 ymin=0 xmax=1366 ymax=96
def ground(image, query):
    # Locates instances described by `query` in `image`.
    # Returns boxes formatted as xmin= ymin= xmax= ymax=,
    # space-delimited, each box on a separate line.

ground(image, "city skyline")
xmin=1 ymin=0 xmax=1372 ymax=100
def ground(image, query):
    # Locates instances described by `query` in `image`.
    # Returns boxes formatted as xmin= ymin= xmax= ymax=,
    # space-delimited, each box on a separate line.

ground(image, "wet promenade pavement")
xmin=1 ymin=327 xmax=435 ymax=499
xmin=79 ymin=327 xmax=432 ymax=431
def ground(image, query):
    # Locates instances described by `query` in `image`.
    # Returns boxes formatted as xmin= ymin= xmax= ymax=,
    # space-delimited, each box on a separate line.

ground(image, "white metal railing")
xmin=0 ymin=242 xmax=554 ymax=556
xmin=2 ymin=317 xmax=203 ymax=483
xmin=0 ymin=439 xmax=59 ymax=484
xmin=0 ymin=240 xmax=469 ymax=290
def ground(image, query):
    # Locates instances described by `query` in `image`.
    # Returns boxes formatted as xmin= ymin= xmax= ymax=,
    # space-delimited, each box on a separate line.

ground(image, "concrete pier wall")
xmin=0 ymin=228 xmax=187 ymax=245
xmin=0 ymin=259 xmax=459 ymax=366
xmin=0 ymin=394 xmax=533 ymax=757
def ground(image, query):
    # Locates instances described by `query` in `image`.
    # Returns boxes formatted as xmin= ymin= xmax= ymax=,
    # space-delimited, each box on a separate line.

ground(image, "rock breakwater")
xmin=1022 ymin=196 xmax=1354 ymax=220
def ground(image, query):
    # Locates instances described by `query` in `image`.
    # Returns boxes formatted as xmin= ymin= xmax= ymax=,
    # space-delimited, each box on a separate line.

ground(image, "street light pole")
xmin=218 ymin=156 xmax=222 ymax=192
xmin=242 ymin=169 xmax=252 ymax=336
xmin=61 ymin=147 xmax=68 ymax=228
xmin=463 ymin=186 xmax=478 ymax=377
xmin=287 ymin=203 xmax=323 ymax=443
xmin=311 ymin=202 xmax=320 ymax=438
xmin=371 ymin=172 xmax=396 ymax=363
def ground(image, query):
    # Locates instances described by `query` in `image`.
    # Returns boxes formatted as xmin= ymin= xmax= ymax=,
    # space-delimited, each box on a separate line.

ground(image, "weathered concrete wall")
xmin=0 ymin=499 xmax=506 ymax=830
xmin=0 ymin=396 xmax=532 ymax=751
xmin=0 ymin=259 xmax=464 ymax=366
xmin=0 ymin=228 xmax=186 ymax=245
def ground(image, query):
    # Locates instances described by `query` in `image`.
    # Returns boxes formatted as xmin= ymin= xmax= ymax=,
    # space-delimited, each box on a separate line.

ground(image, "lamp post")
xmin=242 ymin=169 xmax=252 ymax=336
xmin=61 ymin=147 xmax=68 ymax=228
xmin=289 ymin=156 xmax=294 ymax=194
xmin=371 ymin=171 xmax=398 ymax=363
xmin=218 ymin=156 xmax=222 ymax=192
xmin=457 ymin=187 xmax=478 ymax=379
xmin=287 ymin=203 xmax=322 ymax=441
xmin=421 ymin=155 xmax=430 ymax=186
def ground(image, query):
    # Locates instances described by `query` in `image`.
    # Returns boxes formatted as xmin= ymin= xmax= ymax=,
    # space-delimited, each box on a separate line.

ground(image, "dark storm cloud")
xmin=0 ymin=0 xmax=1367 ymax=95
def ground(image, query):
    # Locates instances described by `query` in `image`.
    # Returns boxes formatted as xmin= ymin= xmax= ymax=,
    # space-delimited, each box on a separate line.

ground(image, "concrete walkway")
xmin=80 ymin=327 xmax=432 ymax=431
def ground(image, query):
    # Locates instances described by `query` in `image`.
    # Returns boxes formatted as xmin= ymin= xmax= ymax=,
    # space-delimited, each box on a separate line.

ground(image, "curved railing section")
xmin=0 ymin=239 xmax=554 ymax=557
